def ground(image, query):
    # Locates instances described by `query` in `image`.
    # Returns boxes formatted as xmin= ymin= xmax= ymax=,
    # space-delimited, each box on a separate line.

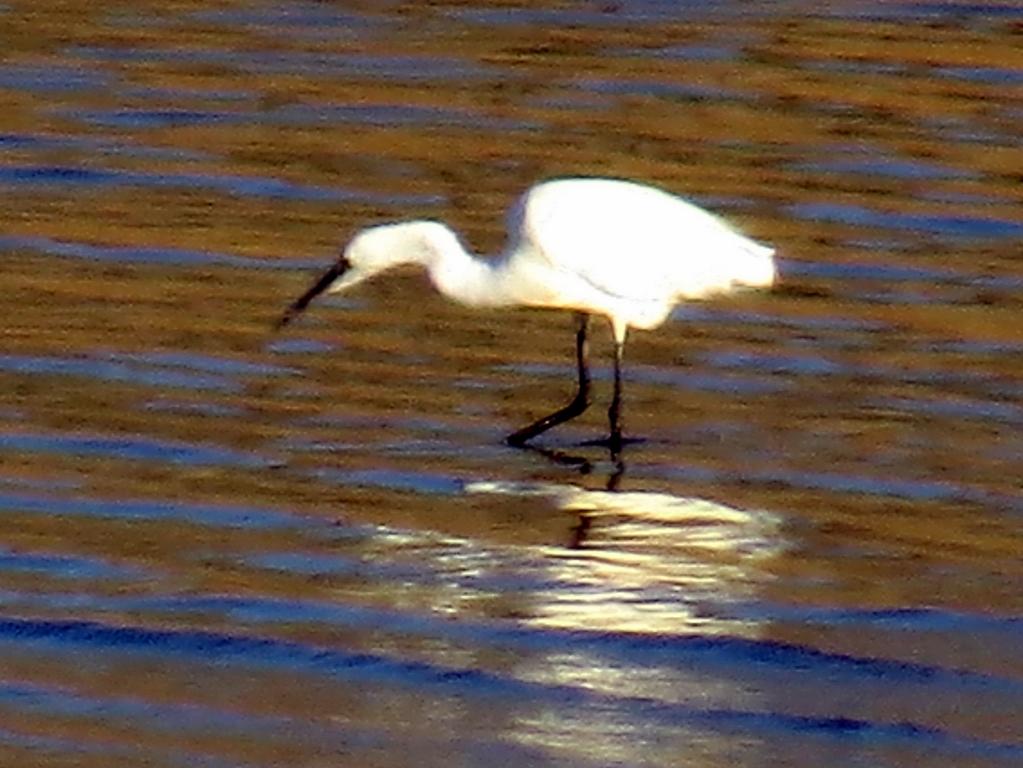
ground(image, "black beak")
xmin=275 ymin=256 xmax=352 ymax=330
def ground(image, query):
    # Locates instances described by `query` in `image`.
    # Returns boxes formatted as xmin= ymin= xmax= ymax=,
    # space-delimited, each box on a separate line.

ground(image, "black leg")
xmin=506 ymin=313 xmax=591 ymax=446
xmin=607 ymin=340 xmax=624 ymax=458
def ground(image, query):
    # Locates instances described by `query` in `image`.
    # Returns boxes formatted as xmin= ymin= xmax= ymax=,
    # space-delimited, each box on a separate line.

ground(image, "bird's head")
xmin=274 ymin=221 xmax=453 ymax=329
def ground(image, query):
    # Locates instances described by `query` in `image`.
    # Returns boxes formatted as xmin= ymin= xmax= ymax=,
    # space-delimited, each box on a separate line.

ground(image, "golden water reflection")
xmin=467 ymin=479 xmax=782 ymax=635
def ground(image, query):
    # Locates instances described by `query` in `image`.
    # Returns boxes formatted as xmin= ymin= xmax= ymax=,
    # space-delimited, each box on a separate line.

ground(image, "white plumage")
xmin=277 ymin=177 xmax=776 ymax=452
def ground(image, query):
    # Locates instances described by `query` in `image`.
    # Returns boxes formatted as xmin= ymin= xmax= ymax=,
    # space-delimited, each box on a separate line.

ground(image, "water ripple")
xmin=2 ymin=616 xmax=1021 ymax=761
xmin=0 ymin=491 xmax=327 ymax=531
xmin=0 ymin=547 xmax=143 ymax=581
xmin=0 ymin=64 xmax=111 ymax=93
xmin=0 ymin=352 xmax=238 ymax=392
xmin=67 ymin=45 xmax=496 ymax=81
xmin=788 ymin=202 xmax=1023 ymax=241
xmin=0 ymin=234 xmax=316 ymax=270
xmin=0 ymin=430 xmax=270 ymax=468
xmin=0 ymin=164 xmax=439 ymax=205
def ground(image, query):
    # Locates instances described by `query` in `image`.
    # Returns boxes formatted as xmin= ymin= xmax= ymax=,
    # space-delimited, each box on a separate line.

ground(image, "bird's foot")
xmin=506 ymin=440 xmax=594 ymax=473
xmin=578 ymin=435 xmax=644 ymax=449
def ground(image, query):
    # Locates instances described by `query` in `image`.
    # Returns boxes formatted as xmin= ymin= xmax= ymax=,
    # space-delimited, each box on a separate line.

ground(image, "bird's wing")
xmin=516 ymin=178 xmax=772 ymax=302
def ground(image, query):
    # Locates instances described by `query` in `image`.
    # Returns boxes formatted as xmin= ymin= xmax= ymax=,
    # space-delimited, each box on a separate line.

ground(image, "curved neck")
xmin=417 ymin=223 xmax=518 ymax=308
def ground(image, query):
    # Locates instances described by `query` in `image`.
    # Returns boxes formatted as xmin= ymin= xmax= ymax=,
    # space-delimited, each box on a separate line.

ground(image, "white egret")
xmin=276 ymin=177 xmax=776 ymax=451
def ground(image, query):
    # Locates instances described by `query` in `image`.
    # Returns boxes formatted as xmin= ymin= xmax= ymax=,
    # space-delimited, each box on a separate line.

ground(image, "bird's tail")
xmin=736 ymin=242 xmax=777 ymax=289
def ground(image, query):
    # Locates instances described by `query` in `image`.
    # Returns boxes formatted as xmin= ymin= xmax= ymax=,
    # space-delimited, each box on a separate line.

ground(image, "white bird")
xmin=276 ymin=177 xmax=776 ymax=452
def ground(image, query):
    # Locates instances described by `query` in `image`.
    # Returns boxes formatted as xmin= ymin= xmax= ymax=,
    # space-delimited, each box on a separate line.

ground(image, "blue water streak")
xmin=1 ymin=616 xmax=1021 ymax=760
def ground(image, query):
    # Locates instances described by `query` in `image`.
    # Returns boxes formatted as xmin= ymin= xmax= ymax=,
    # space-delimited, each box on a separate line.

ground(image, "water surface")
xmin=1 ymin=1 xmax=1021 ymax=766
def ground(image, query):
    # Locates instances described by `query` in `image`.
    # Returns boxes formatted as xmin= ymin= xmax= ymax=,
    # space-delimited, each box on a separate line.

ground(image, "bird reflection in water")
xmin=465 ymin=454 xmax=783 ymax=637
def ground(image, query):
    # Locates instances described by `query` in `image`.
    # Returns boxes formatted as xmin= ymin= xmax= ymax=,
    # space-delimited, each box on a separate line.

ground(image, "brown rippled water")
xmin=1 ymin=1 xmax=1022 ymax=766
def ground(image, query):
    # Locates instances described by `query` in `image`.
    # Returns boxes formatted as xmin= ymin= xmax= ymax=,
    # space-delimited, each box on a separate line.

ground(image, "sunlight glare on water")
xmin=1 ymin=0 xmax=1021 ymax=766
